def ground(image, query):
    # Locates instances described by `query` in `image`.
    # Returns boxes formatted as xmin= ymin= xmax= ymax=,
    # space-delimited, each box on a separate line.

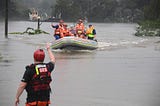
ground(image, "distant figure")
xmin=51 ymin=20 xmax=65 ymax=40
xmin=15 ymin=43 xmax=55 ymax=106
xmin=86 ymin=25 xmax=96 ymax=40
xmin=29 ymin=8 xmax=39 ymax=21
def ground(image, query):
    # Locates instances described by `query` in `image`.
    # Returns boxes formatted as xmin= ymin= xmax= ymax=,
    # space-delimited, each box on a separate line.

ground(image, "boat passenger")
xmin=69 ymin=25 xmax=76 ymax=36
xmin=51 ymin=20 xmax=65 ymax=40
xmin=63 ymin=24 xmax=74 ymax=37
xmin=86 ymin=25 xmax=96 ymax=40
xmin=75 ymin=19 xmax=85 ymax=38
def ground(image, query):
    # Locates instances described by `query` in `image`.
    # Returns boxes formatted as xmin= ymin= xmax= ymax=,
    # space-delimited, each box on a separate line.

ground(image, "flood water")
xmin=0 ymin=21 xmax=160 ymax=106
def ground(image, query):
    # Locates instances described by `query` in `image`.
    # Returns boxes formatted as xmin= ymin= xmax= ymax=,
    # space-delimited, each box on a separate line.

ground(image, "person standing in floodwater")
xmin=15 ymin=43 xmax=55 ymax=106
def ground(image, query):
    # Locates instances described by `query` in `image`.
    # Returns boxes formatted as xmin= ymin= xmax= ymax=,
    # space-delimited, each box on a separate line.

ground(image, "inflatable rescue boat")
xmin=51 ymin=36 xmax=98 ymax=50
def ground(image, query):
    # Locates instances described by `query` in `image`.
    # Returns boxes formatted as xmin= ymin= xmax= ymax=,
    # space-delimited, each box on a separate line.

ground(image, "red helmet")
xmin=33 ymin=49 xmax=45 ymax=62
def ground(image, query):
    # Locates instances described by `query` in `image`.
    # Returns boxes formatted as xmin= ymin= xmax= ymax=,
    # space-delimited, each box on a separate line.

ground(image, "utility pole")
xmin=37 ymin=17 xmax=41 ymax=30
xmin=5 ymin=0 xmax=8 ymax=38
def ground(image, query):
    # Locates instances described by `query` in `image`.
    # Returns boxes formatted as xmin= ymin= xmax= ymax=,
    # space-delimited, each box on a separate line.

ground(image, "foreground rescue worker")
xmin=86 ymin=24 xmax=96 ymax=40
xmin=15 ymin=43 xmax=55 ymax=106
xmin=51 ymin=19 xmax=65 ymax=40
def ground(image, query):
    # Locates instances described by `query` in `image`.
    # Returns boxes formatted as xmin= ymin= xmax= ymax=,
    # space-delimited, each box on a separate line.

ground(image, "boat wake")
xmin=97 ymin=38 xmax=149 ymax=51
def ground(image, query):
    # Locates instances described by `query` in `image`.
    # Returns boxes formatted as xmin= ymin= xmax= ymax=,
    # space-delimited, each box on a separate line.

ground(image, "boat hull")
xmin=51 ymin=37 xmax=98 ymax=50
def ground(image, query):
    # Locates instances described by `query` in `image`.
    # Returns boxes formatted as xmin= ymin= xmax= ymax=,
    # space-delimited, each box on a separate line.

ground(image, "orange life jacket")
xmin=54 ymin=28 xmax=61 ymax=35
xmin=54 ymin=25 xmax=65 ymax=37
xmin=76 ymin=23 xmax=85 ymax=32
xmin=63 ymin=28 xmax=70 ymax=36
xmin=64 ymin=30 xmax=70 ymax=36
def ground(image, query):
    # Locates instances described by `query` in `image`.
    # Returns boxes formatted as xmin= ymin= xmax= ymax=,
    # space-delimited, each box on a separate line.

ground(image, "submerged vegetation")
xmin=135 ymin=20 xmax=160 ymax=36
xmin=9 ymin=27 xmax=49 ymax=35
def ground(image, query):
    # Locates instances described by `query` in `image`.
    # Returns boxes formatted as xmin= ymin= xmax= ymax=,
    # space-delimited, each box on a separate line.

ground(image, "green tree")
xmin=0 ymin=0 xmax=24 ymax=19
xmin=54 ymin=0 xmax=158 ymax=22
xmin=144 ymin=0 xmax=160 ymax=20
xmin=89 ymin=0 xmax=118 ymax=22
xmin=55 ymin=0 xmax=90 ymax=21
xmin=55 ymin=0 xmax=72 ymax=20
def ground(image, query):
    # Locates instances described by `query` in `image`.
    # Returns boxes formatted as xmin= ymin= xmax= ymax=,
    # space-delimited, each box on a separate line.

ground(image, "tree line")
xmin=135 ymin=0 xmax=160 ymax=36
xmin=0 ymin=0 xmax=29 ymax=20
xmin=0 ymin=0 xmax=159 ymax=22
xmin=54 ymin=0 xmax=159 ymax=22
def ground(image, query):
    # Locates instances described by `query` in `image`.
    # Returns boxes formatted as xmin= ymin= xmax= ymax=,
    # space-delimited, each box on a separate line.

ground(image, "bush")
xmin=135 ymin=20 xmax=160 ymax=36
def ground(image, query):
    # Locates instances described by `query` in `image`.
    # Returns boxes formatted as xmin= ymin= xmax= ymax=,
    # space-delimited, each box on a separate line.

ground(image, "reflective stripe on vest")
xmin=88 ymin=34 xmax=94 ymax=37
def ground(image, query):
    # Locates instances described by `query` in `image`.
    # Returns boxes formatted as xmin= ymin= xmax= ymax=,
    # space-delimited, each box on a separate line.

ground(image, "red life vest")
xmin=28 ymin=64 xmax=52 ymax=92
xmin=55 ymin=28 xmax=61 ymax=35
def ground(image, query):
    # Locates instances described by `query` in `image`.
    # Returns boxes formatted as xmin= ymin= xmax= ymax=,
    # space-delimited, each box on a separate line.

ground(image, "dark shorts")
xmin=54 ymin=34 xmax=60 ymax=40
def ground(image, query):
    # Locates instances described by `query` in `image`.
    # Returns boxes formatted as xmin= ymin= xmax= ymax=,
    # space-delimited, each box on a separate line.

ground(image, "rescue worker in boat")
xmin=63 ymin=24 xmax=74 ymax=37
xmin=75 ymin=19 xmax=85 ymax=38
xmin=15 ymin=43 xmax=55 ymax=106
xmin=51 ymin=19 xmax=65 ymax=40
xmin=69 ymin=25 xmax=76 ymax=36
xmin=86 ymin=24 xmax=96 ymax=40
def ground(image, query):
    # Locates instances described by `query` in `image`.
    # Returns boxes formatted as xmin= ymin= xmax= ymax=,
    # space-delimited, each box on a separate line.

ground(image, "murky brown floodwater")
xmin=0 ymin=21 xmax=160 ymax=106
